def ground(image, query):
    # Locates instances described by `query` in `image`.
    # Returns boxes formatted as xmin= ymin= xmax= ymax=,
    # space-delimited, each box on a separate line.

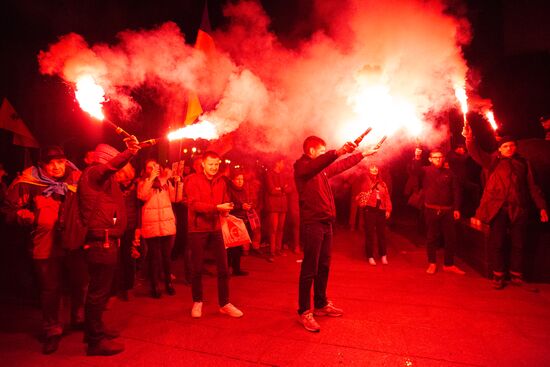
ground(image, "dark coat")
xmin=5 ymin=166 xmax=80 ymax=259
xmin=466 ymin=137 xmax=547 ymax=223
xmin=78 ymin=150 xmax=134 ymax=240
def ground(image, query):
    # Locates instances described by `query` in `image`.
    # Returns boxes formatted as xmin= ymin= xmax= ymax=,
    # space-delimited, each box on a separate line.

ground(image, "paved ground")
xmin=1 ymin=226 xmax=550 ymax=366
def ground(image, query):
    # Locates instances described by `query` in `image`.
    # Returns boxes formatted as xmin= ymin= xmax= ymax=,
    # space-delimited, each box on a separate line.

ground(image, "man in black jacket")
xmin=79 ymin=137 xmax=140 ymax=356
xmin=411 ymin=147 xmax=464 ymax=275
xmin=294 ymin=136 xmax=378 ymax=332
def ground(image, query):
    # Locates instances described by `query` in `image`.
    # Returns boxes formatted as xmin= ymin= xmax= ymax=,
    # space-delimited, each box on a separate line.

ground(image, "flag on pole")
xmin=183 ymin=2 xmax=216 ymax=126
xmin=0 ymin=98 xmax=39 ymax=148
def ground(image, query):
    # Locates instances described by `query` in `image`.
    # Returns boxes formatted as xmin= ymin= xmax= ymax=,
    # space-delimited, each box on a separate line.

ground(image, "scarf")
xmin=13 ymin=161 xmax=79 ymax=197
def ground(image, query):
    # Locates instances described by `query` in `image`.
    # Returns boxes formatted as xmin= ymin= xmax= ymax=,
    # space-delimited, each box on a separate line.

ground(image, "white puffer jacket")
xmin=138 ymin=177 xmax=176 ymax=238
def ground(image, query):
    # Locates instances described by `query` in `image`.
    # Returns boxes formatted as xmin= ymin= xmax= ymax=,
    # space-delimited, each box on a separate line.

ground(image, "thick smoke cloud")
xmin=38 ymin=0 xmax=471 ymax=156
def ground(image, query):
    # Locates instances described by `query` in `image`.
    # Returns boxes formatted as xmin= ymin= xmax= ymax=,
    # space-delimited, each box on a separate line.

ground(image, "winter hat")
xmin=496 ymin=135 xmax=516 ymax=147
xmin=39 ymin=145 xmax=66 ymax=164
xmin=95 ymin=144 xmax=120 ymax=164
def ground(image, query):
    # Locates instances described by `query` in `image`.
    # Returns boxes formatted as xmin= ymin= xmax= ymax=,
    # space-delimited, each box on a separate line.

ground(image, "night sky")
xmin=1 ymin=0 xmax=549 ymax=158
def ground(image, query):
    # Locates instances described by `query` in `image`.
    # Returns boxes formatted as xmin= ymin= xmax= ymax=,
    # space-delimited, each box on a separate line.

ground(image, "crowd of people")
xmin=0 ymin=124 xmax=548 ymax=356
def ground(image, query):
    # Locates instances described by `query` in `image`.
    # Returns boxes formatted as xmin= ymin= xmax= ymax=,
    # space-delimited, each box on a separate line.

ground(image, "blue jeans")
xmin=298 ymin=222 xmax=332 ymax=315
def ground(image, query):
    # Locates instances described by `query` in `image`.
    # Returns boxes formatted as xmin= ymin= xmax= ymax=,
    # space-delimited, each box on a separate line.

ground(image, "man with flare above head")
xmin=294 ymin=135 xmax=378 ymax=332
xmin=410 ymin=146 xmax=464 ymax=276
xmin=463 ymin=125 xmax=548 ymax=289
xmin=184 ymin=151 xmax=244 ymax=319
xmin=79 ymin=136 xmax=141 ymax=356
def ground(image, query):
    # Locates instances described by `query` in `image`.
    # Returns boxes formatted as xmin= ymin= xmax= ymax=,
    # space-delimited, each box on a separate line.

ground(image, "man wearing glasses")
xmin=411 ymin=147 xmax=465 ymax=275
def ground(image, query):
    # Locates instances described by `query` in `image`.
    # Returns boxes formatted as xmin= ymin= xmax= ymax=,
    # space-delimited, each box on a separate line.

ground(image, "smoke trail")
xmin=38 ymin=0 xmax=471 ymax=155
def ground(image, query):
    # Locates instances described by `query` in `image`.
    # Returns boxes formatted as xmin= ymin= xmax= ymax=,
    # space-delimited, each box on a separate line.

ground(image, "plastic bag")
xmin=220 ymin=214 xmax=251 ymax=248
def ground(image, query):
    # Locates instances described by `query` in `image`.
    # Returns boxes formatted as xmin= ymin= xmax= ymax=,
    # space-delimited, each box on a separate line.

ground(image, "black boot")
xmin=165 ymin=281 xmax=176 ymax=296
xmin=42 ymin=335 xmax=61 ymax=355
xmin=87 ymin=339 xmax=125 ymax=356
xmin=492 ymin=274 xmax=505 ymax=290
xmin=83 ymin=327 xmax=119 ymax=343
xmin=151 ymin=283 xmax=161 ymax=299
xmin=510 ymin=273 xmax=523 ymax=286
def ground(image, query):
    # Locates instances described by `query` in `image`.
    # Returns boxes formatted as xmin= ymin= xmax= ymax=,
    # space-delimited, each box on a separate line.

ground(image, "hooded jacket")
xmin=138 ymin=176 xmax=176 ymax=238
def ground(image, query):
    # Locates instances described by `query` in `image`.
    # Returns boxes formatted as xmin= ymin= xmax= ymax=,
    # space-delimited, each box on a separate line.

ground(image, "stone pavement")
xmin=1 ymin=227 xmax=549 ymax=366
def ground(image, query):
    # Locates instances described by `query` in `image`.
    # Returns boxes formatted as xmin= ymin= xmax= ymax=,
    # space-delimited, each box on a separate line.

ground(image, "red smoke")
xmin=38 ymin=0 xmax=472 ymax=155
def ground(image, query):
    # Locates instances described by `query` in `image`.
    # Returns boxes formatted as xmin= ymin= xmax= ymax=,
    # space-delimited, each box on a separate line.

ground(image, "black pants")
xmin=144 ymin=235 xmax=175 ymax=290
xmin=362 ymin=207 xmax=387 ymax=258
xmin=425 ymin=208 xmax=456 ymax=265
xmin=115 ymin=229 xmax=136 ymax=293
xmin=34 ymin=258 xmax=63 ymax=337
xmin=172 ymin=204 xmax=191 ymax=282
xmin=33 ymin=250 xmax=88 ymax=337
xmin=298 ymin=222 xmax=332 ymax=315
xmin=84 ymin=242 xmax=118 ymax=346
xmin=188 ymin=231 xmax=229 ymax=306
xmin=227 ymin=246 xmax=243 ymax=273
xmin=489 ymin=208 xmax=527 ymax=274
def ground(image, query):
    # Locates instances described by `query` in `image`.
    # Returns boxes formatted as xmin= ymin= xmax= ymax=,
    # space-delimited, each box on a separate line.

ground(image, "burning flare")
xmin=485 ymin=110 xmax=498 ymax=131
xmin=75 ymin=75 xmax=106 ymax=120
xmin=454 ymin=85 xmax=468 ymax=125
xmin=167 ymin=120 xmax=218 ymax=141
xmin=340 ymin=84 xmax=423 ymax=144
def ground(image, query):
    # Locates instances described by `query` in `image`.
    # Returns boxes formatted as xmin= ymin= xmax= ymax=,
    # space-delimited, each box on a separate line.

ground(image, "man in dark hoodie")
xmin=463 ymin=125 xmax=548 ymax=289
xmin=294 ymin=136 xmax=378 ymax=332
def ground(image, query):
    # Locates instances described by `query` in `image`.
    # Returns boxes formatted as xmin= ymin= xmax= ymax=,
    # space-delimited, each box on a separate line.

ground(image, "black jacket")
xmin=294 ymin=151 xmax=363 ymax=224
xmin=410 ymin=159 xmax=460 ymax=210
xmin=78 ymin=150 xmax=135 ymax=240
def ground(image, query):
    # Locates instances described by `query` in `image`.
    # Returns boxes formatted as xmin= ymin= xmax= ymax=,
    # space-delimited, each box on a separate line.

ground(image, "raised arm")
xmin=294 ymin=150 xmax=339 ymax=181
xmin=462 ymin=124 xmax=493 ymax=168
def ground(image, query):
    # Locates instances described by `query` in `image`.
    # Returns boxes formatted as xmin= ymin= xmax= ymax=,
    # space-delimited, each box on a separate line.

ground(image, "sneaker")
xmin=300 ymin=311 xmax=321 ymax=332
xmin=313 ymin=301 xmax=343 ymax=317
xmin=443 ymin=265 xmax=465 ymax=275
xmin=87 ymin=339 xmax=124 ymax=356
xmin=191 ymin=302 xmax=203 ymax=318
xmin=368 ymin=257 xmax=376 ymax=266
xmin=426 ymin=263 xmax=437 ymax=274
xmin=381 ymin=256 xmax=388 ymax=265
xmin=220 ymin=303 xmax=244 ymax=318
